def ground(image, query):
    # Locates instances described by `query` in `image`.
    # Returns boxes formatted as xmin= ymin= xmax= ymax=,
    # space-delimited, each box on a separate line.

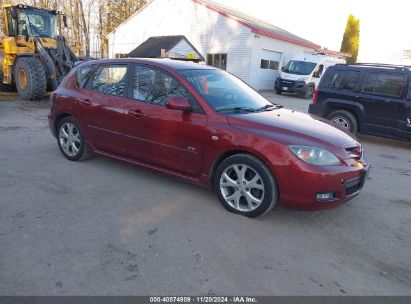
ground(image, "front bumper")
xmin=275 ymin=159 xmax=370 ymax=211
xmin=275 ymin=77 xmax=308 ymax=93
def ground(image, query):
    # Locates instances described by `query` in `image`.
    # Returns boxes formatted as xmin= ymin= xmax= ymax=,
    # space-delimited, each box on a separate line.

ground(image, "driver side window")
xmin=132 ymin=65 xmax=203 ymax=113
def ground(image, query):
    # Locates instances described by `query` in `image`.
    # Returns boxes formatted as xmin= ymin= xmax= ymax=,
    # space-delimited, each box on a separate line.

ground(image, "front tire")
xmin=57 ymin=116 xmax=88 ymax=161
xmin=275 ymin=89 xmax=282 ymax=95
xmin=214 ymin=154 xmax=278 ymax=218
xmin=14 ymin=57 xmax=46 ymax=100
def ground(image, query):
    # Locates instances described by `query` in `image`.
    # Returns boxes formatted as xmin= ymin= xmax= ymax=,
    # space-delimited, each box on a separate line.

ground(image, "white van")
xmin=274 ymin=53 xmax=345 ymax=99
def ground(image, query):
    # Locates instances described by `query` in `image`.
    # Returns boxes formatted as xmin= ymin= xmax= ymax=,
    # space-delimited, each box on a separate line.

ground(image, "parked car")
xmin=309 ymin=63 xmax=411 ymax=141
xmin=275 ymin=53 xmax=345 ymax=99
xmin=49 ymin=58 xmax=370 ymax=217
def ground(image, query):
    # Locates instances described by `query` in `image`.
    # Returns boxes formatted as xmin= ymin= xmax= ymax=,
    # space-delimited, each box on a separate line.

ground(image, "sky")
xmin=217 ymin=0 xmax=411 ymax=64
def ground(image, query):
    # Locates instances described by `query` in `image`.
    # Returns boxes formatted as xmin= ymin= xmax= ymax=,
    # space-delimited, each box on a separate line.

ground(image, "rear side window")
xmin=363 ymin=72 xmax=404 ymax=97
xmin=91 ymin=65 xmax=128 ymax=97
xmin=76 ymin=65 xmax=95 ymax=88
xmin=326 ymin=70 xmax=361 ymax=91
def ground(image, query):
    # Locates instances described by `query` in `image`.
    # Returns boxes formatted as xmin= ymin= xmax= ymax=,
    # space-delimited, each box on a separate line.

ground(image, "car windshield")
xmin=282 ymin=60 xmax=317 ymax=75
xmin=24 ymin=8 xmax=57 ymax=38
xmin=179 ymin=69 xmax=281 ymax=113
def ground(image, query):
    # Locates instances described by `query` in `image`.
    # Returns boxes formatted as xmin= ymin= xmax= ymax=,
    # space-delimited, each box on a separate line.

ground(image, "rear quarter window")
xmin=320 ymin=69 xmax=361 ymax=92
xmin=76 ymin=65 xmax=95 ymax=88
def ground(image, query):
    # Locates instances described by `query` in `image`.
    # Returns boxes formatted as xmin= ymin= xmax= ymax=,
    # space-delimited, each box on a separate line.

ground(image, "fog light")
xmin=316 ymin=192 xmax=336 ymax=202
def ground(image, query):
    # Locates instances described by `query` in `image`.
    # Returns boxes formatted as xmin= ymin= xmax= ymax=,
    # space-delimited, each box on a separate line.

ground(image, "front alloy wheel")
xmin=220 ymin=164 xmax=265 ymax=212
xmin=214 ymin=154 xmax=278 ymax=218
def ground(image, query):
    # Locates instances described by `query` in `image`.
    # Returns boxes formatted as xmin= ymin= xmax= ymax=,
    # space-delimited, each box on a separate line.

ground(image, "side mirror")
xmin=10 ymin=7 xmax=18 ymax=20
xmin=313 ymin=72 xmax=321 ymax=78
xmin=165 ymin=97 xmax=192 ymax=112
xmin=281 ymin=67 xmax=285 ymax=72
xmin=63 ymin=15 xmax=68 ymax=28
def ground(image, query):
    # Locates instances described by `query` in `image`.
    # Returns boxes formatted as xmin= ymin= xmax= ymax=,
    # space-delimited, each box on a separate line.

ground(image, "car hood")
xmin=227 ymin=108 xmax=358 ymax=158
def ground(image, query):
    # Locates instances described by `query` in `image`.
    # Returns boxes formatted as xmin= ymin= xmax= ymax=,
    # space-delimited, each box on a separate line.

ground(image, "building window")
xmin=261 ymin=59 xmax=279 ymax=70
xmin=115 ymin=53 xmax=128 ymax=58
xmin=207 ymin=54 xmax=227 ymax=70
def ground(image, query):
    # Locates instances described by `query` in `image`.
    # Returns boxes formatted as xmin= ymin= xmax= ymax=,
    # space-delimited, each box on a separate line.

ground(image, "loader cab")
xmin=4 ymin=4 xmax=60 ymax=39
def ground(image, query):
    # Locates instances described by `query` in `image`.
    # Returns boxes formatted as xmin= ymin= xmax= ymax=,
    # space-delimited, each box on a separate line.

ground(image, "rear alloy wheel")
xmin=327 ymin=110 xmax=358 ymax=133
xmin=214 ymin=154 xmax=278 ymax=218
xmin=57 ymin=117 xmax=88 ymax=161
xmin=14 ymin=57 xmax=46 ymax=100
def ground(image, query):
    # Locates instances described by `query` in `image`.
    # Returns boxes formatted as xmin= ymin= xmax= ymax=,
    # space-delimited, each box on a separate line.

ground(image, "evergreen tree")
xmin=340 ymin=14 xmax=360 ymax=64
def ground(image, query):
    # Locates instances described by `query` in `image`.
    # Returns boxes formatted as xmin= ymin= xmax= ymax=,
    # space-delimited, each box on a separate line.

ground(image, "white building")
xmin=108 ymin=0 xmax=326 ymax=90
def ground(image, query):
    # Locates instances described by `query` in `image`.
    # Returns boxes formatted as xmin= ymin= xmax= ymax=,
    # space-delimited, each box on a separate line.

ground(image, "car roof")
xmin=331 ymin=63 xmax=411 ymax=73
xmin=77 ymin=58 xmax=216 ymax=71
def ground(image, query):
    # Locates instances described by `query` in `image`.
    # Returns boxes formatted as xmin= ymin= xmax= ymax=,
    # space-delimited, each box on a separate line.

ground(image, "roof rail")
xmin=335 ymin=63 xmax=411 ymax=71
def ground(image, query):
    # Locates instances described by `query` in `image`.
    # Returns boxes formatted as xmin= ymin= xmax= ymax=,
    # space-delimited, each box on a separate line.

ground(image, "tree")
xmin=340 ymin=14 xmax=360 ymax=64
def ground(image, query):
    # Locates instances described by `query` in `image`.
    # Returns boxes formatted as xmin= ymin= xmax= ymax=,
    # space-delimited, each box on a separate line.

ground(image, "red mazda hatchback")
xmin=49 ymin=58 xmax=370 ymax=217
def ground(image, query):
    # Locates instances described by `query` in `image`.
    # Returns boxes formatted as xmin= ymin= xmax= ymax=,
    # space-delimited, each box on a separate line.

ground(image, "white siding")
xmin=108 ymin=0 xmax=254 ymax=83
xmin=249 ymin=35 xmax=315 ymax=90
xmin=168 ymin=39 xmax=202 ymax=60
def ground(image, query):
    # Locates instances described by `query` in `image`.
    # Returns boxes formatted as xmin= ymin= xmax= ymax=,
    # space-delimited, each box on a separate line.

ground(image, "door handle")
xmin=128 ymin=108 xmax=144 ymax=118
xmin=78 ymin=98 xmax=91 ymax=106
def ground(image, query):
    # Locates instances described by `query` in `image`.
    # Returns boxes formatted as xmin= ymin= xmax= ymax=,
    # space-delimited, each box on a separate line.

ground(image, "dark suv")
xmin=309 ymin=63 xmax=411 ymax=141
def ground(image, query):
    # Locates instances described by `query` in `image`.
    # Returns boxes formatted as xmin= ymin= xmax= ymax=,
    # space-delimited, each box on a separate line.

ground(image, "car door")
xmin=76 ymin=64 xmax=129 ymax=155
xmin=359 ymin=71 xmax=406 ymax=136
xmin=123 ymin=64 xmax=208 ymax=177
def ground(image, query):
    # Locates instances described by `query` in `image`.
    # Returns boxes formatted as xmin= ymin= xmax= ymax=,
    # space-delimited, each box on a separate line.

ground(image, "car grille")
xmin=345 ymin=145 xmax=362 ymax=161
xmin=279 ymin=79 xmax=295 ymax=86
xmin=345 ymin=176 xmax=362 ymax=195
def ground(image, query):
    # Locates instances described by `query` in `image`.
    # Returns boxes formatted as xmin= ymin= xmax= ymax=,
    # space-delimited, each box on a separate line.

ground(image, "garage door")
xmin=259 ymin=49 xmax=281 ymax=90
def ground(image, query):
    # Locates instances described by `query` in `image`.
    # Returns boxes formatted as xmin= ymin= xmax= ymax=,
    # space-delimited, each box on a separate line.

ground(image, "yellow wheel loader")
xmin=0 ymin=4 xmax=78 ymax=100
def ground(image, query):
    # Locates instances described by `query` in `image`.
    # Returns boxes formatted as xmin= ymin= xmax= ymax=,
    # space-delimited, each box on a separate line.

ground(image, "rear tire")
xmin=327 ymin=110 xmax=358 ymax=133
xmin=14 ymin=57 xmax=46 ymax=100
xmin=213 ymin=154 xmax=279 ymax=218
xmin=57 ymin=116 xmax=89 ymax=161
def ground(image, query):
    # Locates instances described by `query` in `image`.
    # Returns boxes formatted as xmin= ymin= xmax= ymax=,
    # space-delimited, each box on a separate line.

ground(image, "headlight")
xmin=289 ymin=146 xmax=341 ymax=165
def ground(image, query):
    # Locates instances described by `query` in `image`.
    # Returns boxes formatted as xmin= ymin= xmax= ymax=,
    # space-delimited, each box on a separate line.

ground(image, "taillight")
xmin=313 ymin=89 xmax=319 ymax=104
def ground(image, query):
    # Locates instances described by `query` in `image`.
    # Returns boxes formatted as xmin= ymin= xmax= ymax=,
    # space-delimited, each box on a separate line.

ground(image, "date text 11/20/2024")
xmin=149 ymin=296 xmax=257 ymax=303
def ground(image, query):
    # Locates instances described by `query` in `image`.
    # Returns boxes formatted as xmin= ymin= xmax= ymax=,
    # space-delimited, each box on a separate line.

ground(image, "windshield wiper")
xmin=257 ymin=104 xmax=283 ymax=111
xmin=218 ymin=107 xmax=257 ymax=113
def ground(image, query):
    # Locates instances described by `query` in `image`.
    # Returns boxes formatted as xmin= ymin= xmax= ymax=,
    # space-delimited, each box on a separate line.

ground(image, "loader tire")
xmin=14 ymin=57 xmax=47 ymax=100
xmin=0 ymin=70 xmax=16 ymax=92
